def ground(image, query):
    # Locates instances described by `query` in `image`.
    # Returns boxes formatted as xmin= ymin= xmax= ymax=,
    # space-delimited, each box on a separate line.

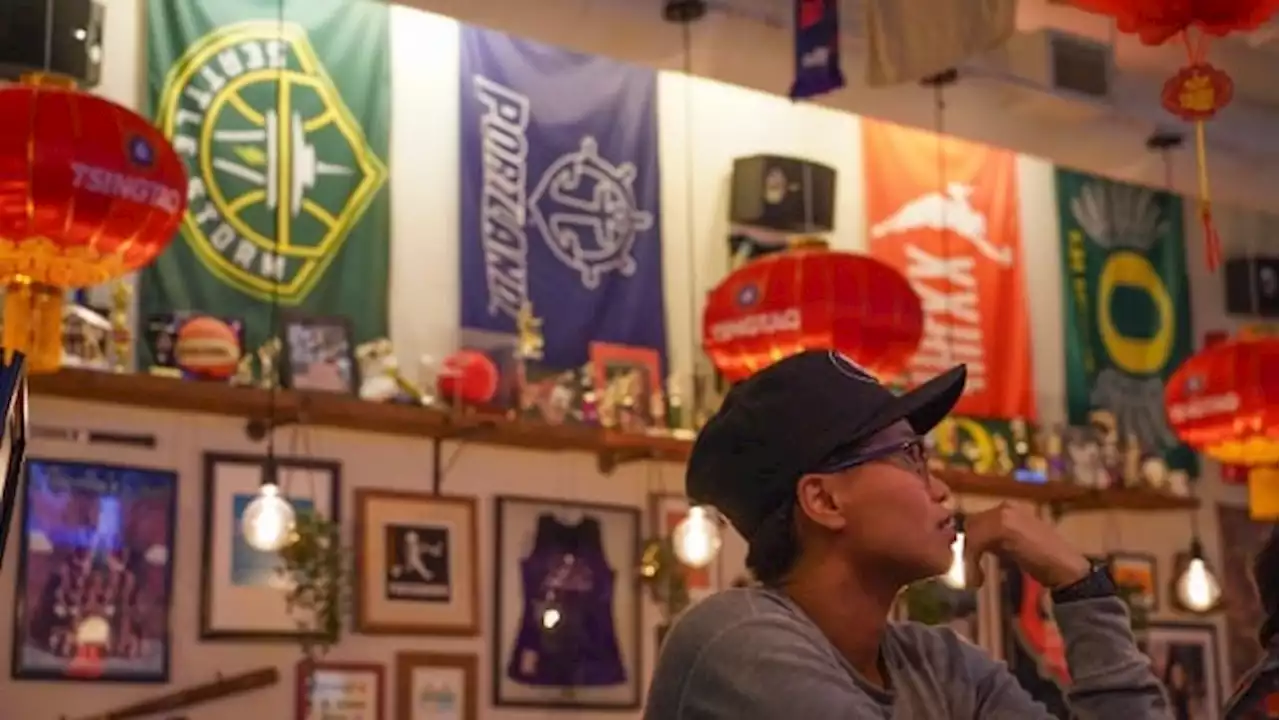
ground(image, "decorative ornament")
xmin=436 ymin=350 xmax=499 ymax=406
xmin=702 ymin=244 xmax=923 ymax=382
xmin=0 ymin=73 xmax=187 ymax=372
xmin=1070 ymin=0 xmax=1279 ymax=270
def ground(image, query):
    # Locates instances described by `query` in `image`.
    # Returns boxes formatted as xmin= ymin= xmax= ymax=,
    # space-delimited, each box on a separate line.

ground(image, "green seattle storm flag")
xmin=140 ymin=0 xmax=391 ymax=362
xmin=1055 ymin=168 xmax=1196 ymax=471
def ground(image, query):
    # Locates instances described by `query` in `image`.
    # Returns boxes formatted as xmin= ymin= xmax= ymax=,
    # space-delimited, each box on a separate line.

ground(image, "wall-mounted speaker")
xmin=729 ymin=155 xmax=836 ymax=234
xmin=0 ymin=0 xmax=105 ymax=88
xmin=1224 ymin=256 xmax=1278 ymax=318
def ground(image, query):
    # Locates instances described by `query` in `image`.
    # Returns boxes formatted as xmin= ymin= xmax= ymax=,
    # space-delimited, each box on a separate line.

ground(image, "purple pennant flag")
xmin=789 ymin=0 xmax=846 ymax=100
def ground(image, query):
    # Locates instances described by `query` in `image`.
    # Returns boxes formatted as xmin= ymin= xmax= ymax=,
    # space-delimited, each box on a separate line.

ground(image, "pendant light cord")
xmin=681 ymin=19 xmax=700 ymax=421
xmin=263 ymin=0 xmax=288 ymax=485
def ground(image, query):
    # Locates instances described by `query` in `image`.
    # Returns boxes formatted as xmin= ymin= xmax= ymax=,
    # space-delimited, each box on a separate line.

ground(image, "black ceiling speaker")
xmin=664 ymin=0 xmax=708 ymax=23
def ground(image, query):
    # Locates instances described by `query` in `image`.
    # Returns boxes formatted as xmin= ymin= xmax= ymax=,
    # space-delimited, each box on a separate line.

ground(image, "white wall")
xmin=0 ymin=1 xmax=1268 ymax=717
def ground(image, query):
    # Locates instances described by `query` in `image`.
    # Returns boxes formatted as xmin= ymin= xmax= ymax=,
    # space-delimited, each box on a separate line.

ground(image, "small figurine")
xmin=1044 ymin=426 xmax=1067 ymax=481
xmin=109 ymin=281 xmax=132 ymax=373
xmin=1165 ymin=469 xmax=1191 ymax=496
xmin=1141 ymin=456 xmax=1170 ymax=490
xmin=665 ymin=374 xmax=696 ymax=440
xmin=256 ymin=338 xmax=282 ymax=390
xmin=355 ymin=339 xmax=424 ymax=404
xmin=578 ymin=364 xmax=600 ymax=425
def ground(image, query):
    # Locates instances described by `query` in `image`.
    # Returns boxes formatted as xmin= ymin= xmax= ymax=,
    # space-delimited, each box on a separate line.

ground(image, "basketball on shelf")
xmin=437 ymin=350 xmax=499 ymax=405
xmin=174 ymin=316 xmax=241 ymax=380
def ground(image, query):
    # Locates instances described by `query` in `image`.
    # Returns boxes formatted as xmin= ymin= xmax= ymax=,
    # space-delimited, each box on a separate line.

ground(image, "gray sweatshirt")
xmin=644 ymin=587 xmax=1170 ymax=719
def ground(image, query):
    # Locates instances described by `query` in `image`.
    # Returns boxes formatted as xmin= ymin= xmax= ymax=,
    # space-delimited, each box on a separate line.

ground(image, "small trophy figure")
xmin=514 ymin=303 xmax=545 ymax=362
xmin=256 ymin=338 xmax=282 ymax=390
xmin=993 ymin=435 xmax=1016 ymax=476
xmin=1123 ymin=433 xmax=1144 ymax=487
xmin=666 ymin=374 xmax=695 ymax=440
xmin=231 ymin=354 xmax=256 ymax=386
xmin=1044 ymin=426 xmax=1067 ymax=482
xmin=109 ymin=281 xmax=132 ymax=373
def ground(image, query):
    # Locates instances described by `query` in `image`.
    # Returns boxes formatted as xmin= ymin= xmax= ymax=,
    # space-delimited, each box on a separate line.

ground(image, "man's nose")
xmin=928 ymin=472 xmax=953 ymax=507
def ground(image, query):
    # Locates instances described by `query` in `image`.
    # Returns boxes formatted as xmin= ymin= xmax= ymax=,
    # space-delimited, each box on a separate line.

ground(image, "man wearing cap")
xmin=645 ymin=351 xmax=1169 ymax=719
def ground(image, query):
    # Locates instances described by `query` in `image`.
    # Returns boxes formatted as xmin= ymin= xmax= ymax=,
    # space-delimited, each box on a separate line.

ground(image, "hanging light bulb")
xmin=940 ymin=514 xmax=966 ymax=590
xmin=1174 ymin=539 xmax=1222 ymax=613
xmin=241 ymin=481 xmax=296 ymax=552
xmin=672 ymin=505 xmax=722 ymax=568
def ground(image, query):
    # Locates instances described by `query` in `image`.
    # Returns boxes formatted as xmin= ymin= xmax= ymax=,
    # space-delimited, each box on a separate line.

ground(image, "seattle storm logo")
xmin=155 ymin=21 xmax=387 ymax=302
xmin=527 ymin=137 xmax=652 ymax=289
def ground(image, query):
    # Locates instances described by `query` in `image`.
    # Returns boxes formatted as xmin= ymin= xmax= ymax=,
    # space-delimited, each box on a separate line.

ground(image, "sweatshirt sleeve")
xmin=1054 ymin=596 xmax=1171 ymax=719
xmin=963 ymin=597 xmax=1170 ymax=720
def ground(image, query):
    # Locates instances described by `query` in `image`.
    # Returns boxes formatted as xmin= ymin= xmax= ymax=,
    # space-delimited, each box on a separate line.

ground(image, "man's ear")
xmin=795 ymin=474 xmax=848 ymax=531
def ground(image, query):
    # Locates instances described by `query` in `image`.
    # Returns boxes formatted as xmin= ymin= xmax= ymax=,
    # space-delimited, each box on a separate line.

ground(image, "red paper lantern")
xmin=0 ymin=74 xmax=187 ymax=372
xmin=1070 ymin=0 xmax=1279 ymax=271
xmin=1164 ymin=335 xmax=1278 ymax=465
xmin=702 ymin=247 xmax=924 ymax=383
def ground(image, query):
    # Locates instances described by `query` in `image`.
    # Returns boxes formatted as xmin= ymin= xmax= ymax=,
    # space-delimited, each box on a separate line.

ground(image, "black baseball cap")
xmin=687 ymin=350 xmax=966 ymax=542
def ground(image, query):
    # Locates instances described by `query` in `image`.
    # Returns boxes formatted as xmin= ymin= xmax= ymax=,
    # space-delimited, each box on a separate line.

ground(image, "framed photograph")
xmin=1140 ymin=622 xmax=1222 ymax=719
xmin=395 ymin=652 xmax=478 ymax=720
xmin=999 ymin=560 xmax=1071 ymax=716
xmin=1108 ymin=552 xmax=1159 ymax=611
xmin=10 ymin=459 xmax=177 ymax=683
xmin=1216 ymin=503 xmax=1274 ymax=684
xmin=200 ymin=453 xmax=341 ymax=640
xmin=0 ymin=353 xmax=28 ymax=571
xmin=354 ymin=490 xmax=479 ymax=636
xmin=281 ymin=312 xmax=359 ymax=394
xmin=648 ymin=494 xmax=719 ymax=602
xmin=492 ymin=495 xmax=642 ymax=710
xmin=296 ymin=660 xmax=385 ymax=720
xmin=589 ymin=342 xmax=663 ymax=433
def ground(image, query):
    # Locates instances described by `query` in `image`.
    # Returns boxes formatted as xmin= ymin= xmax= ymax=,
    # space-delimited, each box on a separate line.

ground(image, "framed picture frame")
xmin=1140 ymin=622 xmax=1223 ymax=719
xmin=0 ymin=353 xmax=28 ymax=571
xmin=395 ymin=652 xmax=478 ymax=720
xmin=1215 ymin=503 xmax=1274 ymax=684
xmin=280 ymin=312 xmax=360 ymax=395
xmin=296 ymin=660 xmax=385 ymax=720
xmin=10 ymin=459 xmax=178 ymax=683
xmin=492 ymin=495 xmax=642 ymax=710
xmin=354 ymin=490 xmax=480 ymax=636
xmin=1107 ymin=551 xmax=1159 ymax=612
xmin=200 ymin=452 xmax=341 ymax=640
xmin=589 ymin=342 xmax=663 ymax=433
xmin=647 ymin=493 xmax=719 ymax=602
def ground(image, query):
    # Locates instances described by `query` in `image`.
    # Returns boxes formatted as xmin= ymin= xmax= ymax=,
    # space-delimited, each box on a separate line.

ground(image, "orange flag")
xmin=862 ymin=119 xmax=1036 ymax=420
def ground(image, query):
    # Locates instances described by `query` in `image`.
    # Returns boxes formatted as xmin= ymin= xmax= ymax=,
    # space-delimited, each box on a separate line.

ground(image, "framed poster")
xmin=1140 ymin=622 xmax=1223 ymax=720
xmin=296 ymin=660 xmax=386 ymax=720
xmin=1108 ymin=552 xmax=1159 ymax=612
xmin=647 ymin=493 xmax=719 ymax=602
xmin=10 ymin=459 xmax=177 ymax=683
xmin=0 ymin=353 xmax=28 ymax=571
xmin=999 ymin=559 xmax=1071 ymax=716
xmin=492 ymin=495 xmax=641 ymax=710
xmin=1216 ymin=503 xmax=1274 ymax=684
xmin=280 ymin=312 xmax=360 ymax=395
xmin=395 ymin=652 xmax=478 ymax=720
xmin=589 ymin=342 xmax=663 ymax=433
xmin=200 ymin=453 xmax=341 ymax=640
xmin=354 ymin=490 xmax=479 ymax=636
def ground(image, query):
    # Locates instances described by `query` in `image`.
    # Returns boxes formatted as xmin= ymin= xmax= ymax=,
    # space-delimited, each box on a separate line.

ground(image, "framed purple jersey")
xmin=493 ymin=496 xmax=641 ymax=710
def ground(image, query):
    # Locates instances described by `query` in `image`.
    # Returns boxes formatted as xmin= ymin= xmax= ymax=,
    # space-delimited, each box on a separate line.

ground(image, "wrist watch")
xmin=1050 ymin=560 xmax=1117 ymax=604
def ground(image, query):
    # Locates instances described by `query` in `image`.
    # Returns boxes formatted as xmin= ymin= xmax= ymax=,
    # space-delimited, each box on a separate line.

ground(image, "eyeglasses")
xmin=814 ymin=436 xmax=931 ymax=478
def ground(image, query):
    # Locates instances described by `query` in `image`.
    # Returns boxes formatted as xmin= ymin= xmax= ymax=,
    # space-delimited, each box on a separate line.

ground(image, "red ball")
xmin=437 ymin=350 xmax=499 ymax=405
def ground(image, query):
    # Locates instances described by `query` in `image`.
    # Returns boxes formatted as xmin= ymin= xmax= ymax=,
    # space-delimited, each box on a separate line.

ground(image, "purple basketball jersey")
xmin=507 ymin=513 xmax=626 ymax=687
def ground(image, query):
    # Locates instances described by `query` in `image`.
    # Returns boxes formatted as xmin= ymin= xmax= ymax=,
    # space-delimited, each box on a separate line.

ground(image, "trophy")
xmin=993 ymin=435 xmax=1016 ymax=476
xmin=256 ymin=338 xmax=282 ymax=390
xmin=109 ymin=282 xmax=132 ymax=373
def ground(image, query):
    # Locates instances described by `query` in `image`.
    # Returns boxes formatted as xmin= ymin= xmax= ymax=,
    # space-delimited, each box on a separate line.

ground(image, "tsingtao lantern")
xmin=1164 ymin=334 xmax=1278 ymax=466
xmin=0 ymin=74 xmax=188 ymax=373
xmin=1069 ymin=0 xmax=1280 ymax=270
xmin=702 ymin=245 xmax=924 ymax=382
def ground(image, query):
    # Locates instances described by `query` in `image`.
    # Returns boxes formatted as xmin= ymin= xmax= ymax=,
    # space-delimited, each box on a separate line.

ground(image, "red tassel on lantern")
xmin=1070 ymin=0 xmax=1279 ymax=271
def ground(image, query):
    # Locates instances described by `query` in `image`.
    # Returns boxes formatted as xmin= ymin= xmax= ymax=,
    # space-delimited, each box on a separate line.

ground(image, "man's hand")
xmin=962 ymin=503 xmax=1091 ymax=590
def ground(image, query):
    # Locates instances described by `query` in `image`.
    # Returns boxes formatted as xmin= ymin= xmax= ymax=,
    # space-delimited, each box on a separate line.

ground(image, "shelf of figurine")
xmin=925 ymin=410 xmax=1192 ymax=499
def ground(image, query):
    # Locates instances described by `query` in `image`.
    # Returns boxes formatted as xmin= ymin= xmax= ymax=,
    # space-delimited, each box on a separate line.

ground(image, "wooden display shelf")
xmin=29 ymin=368 xmax=1198 ymax=512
